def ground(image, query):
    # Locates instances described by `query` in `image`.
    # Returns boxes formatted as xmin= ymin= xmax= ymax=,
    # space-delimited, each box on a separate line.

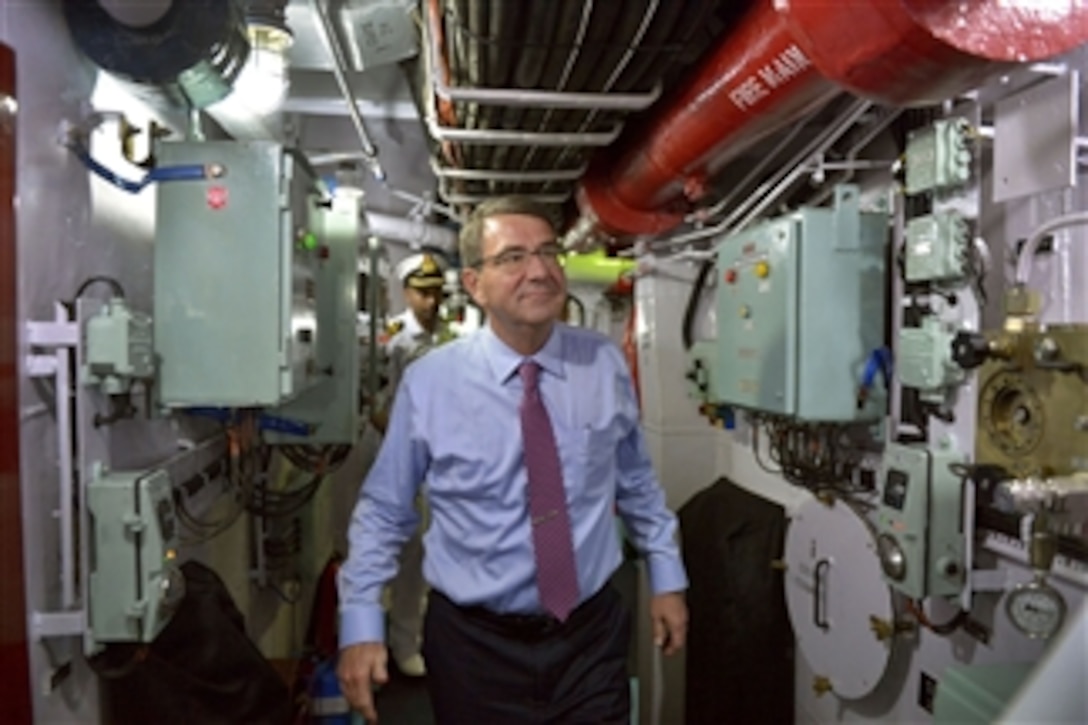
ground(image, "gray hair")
xmin=459 ymin=196 xmax=560 ymax=267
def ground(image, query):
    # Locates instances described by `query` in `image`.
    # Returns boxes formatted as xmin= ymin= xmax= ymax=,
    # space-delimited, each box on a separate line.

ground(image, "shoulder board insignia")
xmin=386 ymin=320 xmax=405 ymax=336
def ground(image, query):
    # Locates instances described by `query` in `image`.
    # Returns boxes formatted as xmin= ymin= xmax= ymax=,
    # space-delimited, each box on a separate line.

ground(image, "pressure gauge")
xmin=1005 ymin=577 xmax=1067 ymax=639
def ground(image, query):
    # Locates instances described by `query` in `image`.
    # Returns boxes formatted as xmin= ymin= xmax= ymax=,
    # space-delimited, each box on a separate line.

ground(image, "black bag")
xmin=103 ymin=560 xmax=292 ymax=725
xmin=679 ymin=478 xmax=794 ymax=725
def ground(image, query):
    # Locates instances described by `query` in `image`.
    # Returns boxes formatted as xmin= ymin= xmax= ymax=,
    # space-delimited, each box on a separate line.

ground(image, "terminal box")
xmin=875 ymin=443 xmax=966 ymax=599
xmin=87 ymin=468 xmax=184 ymax=650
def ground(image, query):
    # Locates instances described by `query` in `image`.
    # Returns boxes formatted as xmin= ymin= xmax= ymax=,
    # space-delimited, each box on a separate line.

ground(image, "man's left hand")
xmin=650 ymin=591 xmax=688 ymax=656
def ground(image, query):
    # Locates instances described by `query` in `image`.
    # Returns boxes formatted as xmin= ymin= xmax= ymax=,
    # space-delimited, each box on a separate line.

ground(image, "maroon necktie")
xmin=519 ymin=360 xmax=580 ymax=621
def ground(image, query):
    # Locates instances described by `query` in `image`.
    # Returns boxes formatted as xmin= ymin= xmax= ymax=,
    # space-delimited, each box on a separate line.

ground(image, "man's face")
xmin=462 ymin=213 xmax=567 ymax=335
xmin=404 ymin=285 xmax=444 ymax=328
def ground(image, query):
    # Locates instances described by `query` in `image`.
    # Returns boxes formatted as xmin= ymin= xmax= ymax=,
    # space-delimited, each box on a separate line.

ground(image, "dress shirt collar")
xmin=482 ymin=323 xmax=567 ymax=385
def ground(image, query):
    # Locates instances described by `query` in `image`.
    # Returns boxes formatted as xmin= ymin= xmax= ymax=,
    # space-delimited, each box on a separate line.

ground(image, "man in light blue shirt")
xmin=338 ymin=195 xmax=688 ymax=724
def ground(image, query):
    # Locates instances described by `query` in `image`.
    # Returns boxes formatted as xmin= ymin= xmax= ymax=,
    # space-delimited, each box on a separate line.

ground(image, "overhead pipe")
xmin=572 ymin=0 xmax=1088 ymax=245
xmin=652 ymin=97 xmax=877 ymax=251
xmin=364 ymin=211 xmax=458 ymax=252
xmin=507 ymin=0 xmax=595 ymax=174
xmin=310 ymin=0 xmax=384 ymax=181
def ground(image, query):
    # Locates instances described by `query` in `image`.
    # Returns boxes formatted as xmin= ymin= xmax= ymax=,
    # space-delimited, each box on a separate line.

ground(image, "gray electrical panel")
xmin=713 ymin=186 xmax=888 ymax=422
xmin=154 ymin=141 xmax=327 ymax=408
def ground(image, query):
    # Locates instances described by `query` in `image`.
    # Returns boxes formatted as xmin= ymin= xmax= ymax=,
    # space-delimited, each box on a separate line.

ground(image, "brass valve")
xmin=869 ymin=615 xmax=916 ymax=642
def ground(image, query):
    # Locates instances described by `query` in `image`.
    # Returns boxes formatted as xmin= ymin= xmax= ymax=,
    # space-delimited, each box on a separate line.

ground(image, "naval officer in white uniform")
xmin=372 ymin=252 xmax=451 ymax=677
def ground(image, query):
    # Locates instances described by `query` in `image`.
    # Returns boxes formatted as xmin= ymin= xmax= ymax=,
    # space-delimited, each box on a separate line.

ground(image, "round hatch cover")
xmin=784 ymin=496 xmax=895 ymax=699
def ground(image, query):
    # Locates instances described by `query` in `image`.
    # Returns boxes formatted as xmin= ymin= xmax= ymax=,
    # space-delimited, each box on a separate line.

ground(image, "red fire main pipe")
xmin=576 ymin=0 xmax=1088 ymax=241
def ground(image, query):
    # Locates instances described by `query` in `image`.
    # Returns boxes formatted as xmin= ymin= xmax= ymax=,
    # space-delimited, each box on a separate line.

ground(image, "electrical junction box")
xmin=898 ymin=316 xmax=964 ymax=404
xmin=83 ymin=299 xmax=154 ymax=394
xmin=875 ymin=443 xmax=966 ymax=599
xmin=87 ymin=467 xmax=185 ymax=652
xmin=714 ymin=185 xmax=887 ymax=422
xmin=155 ymin=141 xmax=326 ymax=408
xmin=905 ymin=117 xmax=973 ymax=195
xmin=343 ymin=1 xmax=420 ymax=70
xmin=905 ymin=211 xmax=970 ymax=283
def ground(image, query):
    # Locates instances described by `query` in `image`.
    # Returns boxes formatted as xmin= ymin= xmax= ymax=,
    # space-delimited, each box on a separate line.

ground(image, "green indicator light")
xmin=302 ymin=232 xmax=318 ymax=250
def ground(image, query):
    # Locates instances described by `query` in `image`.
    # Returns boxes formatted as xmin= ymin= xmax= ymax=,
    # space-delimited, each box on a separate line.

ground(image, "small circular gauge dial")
xmin=1005 ymin=579 xmax=1067 ymax=639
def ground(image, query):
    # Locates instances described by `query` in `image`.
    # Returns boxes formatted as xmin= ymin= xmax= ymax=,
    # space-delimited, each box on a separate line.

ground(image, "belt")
xmin=437 ymin=585 xmax=611 ymax=638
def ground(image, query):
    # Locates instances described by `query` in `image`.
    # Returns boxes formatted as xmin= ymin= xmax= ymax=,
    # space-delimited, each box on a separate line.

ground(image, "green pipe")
xmin=562 ymin=249 xmax=635 ymax=284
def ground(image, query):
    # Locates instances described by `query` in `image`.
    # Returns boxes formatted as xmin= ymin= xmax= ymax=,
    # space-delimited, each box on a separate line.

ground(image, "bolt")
xmin=1034 ymin=337 xmax=1060 ymax=362
xmin=1013 ymin=406 xmax=1032 ymax=425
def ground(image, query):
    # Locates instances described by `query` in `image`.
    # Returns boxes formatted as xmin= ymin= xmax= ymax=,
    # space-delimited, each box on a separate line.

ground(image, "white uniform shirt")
xmin=384 ymin=309 xmax=445 ymax=390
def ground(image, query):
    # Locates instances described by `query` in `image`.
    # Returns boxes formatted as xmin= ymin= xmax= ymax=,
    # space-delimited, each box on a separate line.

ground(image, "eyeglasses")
xmin=475 ymin=242 xmax=566 ymax=272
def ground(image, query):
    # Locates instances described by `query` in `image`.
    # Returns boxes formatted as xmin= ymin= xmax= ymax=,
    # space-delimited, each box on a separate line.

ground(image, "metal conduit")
xmin=527 ymin=0 xmax=654 ymax=184
xmin=475 ymin=0 xmax=514 ymax=171
xmin=427 ymin=0 xmax=809 ymax=205
xmin=541 ymin=0 xmax=665 ymax=191
xmin=503 ymin=0 xmax=596 ymax=179
xmin=687 ymin=117 xmax=807 ymax=224
xmin=532 ymin=0 xmax=662 ymax=185
xmin=310 ymin=0 xmax=383 ymax=180
xmin=509 ymin=0 xmax=617 ymax=180
xmin=650 ymin=97 xmax=876 ymax=251
xmin=524 ymin=0 xmax=725 ymax=193
xmin=804 ymin=106 xmax=904 ymax=208
xmin=431 ymin=0 xmax=673 ymax=203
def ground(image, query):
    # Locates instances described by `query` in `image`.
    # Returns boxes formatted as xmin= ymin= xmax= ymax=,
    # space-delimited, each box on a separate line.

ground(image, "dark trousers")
xmin=422 ymin=585 xmax=631 ymax=724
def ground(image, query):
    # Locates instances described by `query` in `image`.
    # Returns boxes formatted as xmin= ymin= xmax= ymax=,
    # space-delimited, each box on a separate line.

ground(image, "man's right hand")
xmin=337 ymin=642 xmax=389 ymax=722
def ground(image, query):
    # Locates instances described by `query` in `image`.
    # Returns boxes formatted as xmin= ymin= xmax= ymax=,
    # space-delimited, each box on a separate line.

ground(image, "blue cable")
xmin=69 ymin=143 xmax=208 ymax=194
xmin=183 ymin=407 xmax=312 ymax=438
xmin=861 ymin=347 xmax=893 ymax=391
xmin=184 ymin=406 xmax=231 ymax=423
xmin=148 ymin=165 xmax=208 ymax=183
xmin=260 ymin=414 xmax=313 ymax=438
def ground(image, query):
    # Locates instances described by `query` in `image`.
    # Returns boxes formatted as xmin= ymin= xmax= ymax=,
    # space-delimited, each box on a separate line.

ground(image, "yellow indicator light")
xmin=754 ymin=260 xmax=771 ymax=278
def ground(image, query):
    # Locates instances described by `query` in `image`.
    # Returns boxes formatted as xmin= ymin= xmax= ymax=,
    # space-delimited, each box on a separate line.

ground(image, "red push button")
xmin=206 ymin=185 xmax=228 ymax=210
